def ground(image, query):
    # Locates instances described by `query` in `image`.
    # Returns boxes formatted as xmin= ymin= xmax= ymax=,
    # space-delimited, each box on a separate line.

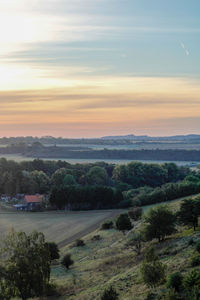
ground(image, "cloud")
xmin=180 ymin=41 xmax=190 ymax=56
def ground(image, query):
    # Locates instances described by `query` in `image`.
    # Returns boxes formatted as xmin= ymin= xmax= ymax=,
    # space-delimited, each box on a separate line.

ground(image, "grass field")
xmin=0 ymin=208 xmax=122 ymax=247
xmin=0 ymin=194 xmax=197 ymax=249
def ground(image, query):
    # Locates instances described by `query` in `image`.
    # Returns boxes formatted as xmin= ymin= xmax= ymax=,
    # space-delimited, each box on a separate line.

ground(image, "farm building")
xmin=14 ymin=194 xmax=44 ymax=211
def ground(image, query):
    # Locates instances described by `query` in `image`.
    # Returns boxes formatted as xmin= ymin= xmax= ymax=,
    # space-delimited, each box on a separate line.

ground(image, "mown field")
xmin=0 ymin=208 xmax=121 ymax=247
xmin=0 ymin=194 xmax=197 ymax=248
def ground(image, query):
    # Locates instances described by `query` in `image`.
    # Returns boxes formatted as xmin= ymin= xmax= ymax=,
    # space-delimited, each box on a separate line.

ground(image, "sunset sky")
xmin=0 ymin=0 xmax=200 ymax=137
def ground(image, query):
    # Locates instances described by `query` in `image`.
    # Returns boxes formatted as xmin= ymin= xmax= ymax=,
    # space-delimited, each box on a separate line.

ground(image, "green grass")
xmin=49 ymin=194 xmax=200 ymax=300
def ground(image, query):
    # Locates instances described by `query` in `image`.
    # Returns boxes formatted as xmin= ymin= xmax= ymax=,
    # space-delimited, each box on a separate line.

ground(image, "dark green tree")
xmin=101 ymin=286 xmax=118 ymax=300
xmin=177 ymin=199 xmax=199 ymax=231
xmin=0 ymin=230 xmax=51 ymax=300
xmin=61 ymin=254 xmax=74 ymax=269
xmin=140 ymin=246 xmax=166 ymax=288
xmin=144 ymin=205 xmax=176 ymax=242
xmin=115 ymin=213 xmax=133 ymax=233
xmin=45 ymin=242 xmax=60 ymax=261
xmin=87 ymin=166 xmax=108 ymax=185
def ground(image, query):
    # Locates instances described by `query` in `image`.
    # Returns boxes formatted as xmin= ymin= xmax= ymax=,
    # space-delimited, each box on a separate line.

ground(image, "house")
xmin=14 ymin=194 xmax=44 ymax=211
xmin=25 ymin=195 xmax=44 ymax=211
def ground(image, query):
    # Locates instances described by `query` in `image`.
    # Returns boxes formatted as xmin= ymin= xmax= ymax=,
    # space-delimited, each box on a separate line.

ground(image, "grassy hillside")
xmin=50 ymin=195 xmax=200 ymax=300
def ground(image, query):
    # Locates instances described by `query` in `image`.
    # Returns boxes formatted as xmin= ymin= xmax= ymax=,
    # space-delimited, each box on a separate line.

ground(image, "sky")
xmin=0 ymin=0 xmax=200 ymax=137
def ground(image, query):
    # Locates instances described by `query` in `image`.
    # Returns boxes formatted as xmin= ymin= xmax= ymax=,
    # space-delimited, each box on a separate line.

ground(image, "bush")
xmin=166 ymin=272 xmax=183 ymax=292
xmin=127 ymin=232 xmax=143 ymax=255
xmin=75 ymin=239 xmax=85 ymax=247
xmin=128 ymin=207 xmax=142 ymax=221
xmin=61 ymin=254 xmax=74 ymax=269
xmin=144 ymin=292 xmax=156 ymax=300
xmin=101 ymin=286 xmax=118 ymax=300
xmin=45 ymin=282 xmax=59 ymax=296
xmin=159 ymin=289 xmax=179 ymax=300
xmin=115 ymin=213 xmax=133 ymax=233
xmin=183 ymin=269 xmax=200 ymax=291
xmin=45 ymin=242 xmax=60 ymax=260
xmin=144 ymin=246 xmax=159 ymax=262
xmin=91 ymin=235 xmax=101 ymax=241
xmin=140 ymin=260 xmax=166 ymax=288
xmin=101 ymin=221 xmax=113 ymax=230
xmin=195 ymin=240 xmax=200 ymax=253
xmin=190 ymin=253 xmax=200 ymax=267
xmin=188 ymin=238 xmax=195 ymax=246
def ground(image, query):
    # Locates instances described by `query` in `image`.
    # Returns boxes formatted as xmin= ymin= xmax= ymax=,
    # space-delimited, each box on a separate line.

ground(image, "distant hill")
xmin=101 ymin=134 xmax=200 ymax=141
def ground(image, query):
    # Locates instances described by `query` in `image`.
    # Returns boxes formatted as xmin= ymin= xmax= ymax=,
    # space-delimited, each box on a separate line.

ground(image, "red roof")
xmin=25 ymin=195 xmax=43 ymax=203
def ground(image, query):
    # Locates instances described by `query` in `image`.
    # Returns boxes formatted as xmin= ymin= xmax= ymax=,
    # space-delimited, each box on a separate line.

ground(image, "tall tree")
xmin=144 ymin=205 xmax=176 ymax=242
xmin=0 ymin=230 xmax=51 ymax=300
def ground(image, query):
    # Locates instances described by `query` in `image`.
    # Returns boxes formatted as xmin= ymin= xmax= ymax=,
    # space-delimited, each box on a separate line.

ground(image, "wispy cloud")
xmin=180 ymin=41 xmax=190 ymax=56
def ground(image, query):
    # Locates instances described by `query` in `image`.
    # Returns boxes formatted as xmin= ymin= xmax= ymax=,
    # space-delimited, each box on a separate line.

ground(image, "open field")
xmin=0 ymin=154 xmax=197 ymax=166
xmin=0 ymin=194 xmax=198 ymax=250
xmin=0 ymin=208 xmax=122 ymax=247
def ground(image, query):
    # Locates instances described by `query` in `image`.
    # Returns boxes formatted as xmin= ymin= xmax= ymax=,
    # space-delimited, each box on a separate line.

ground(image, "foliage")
xmin=127 ymin=232 xmax=144 ymax=255
xmin=131 ymin=180 xmax=200 ymax=208
xmin=61 ymin=254 xmax=74 ymax=269
xmin=166 ymin=272 xmax=183 ymax=292
xmin=0 ymin=230 xmax=51 ymax=300
xmin=75 ymin=239 xmax=85 ymax=247
xmin=128 ymin=207 xmax=142 ymax=221
xmin=177 ymin=198 xmax=200 ymax=230
xmin=144 ymin=205 xmax=177 ymax=242
xmin=101 ymin=286 xmax=118 ymax=300
xmin=183 ymin=269 xmax=200 ymax=291
xmin=144 ymin=246 xmax=159 ymax=262
xmin=45 ymin=242 xmax=60 ymax=260
xmin=190 ymin=253 xmax=200 ymax=267
xmin=140 ymin=260 xmax=166 ymax=288
xmin=141 ymin=246 xmax=166 ymax=288
xmin=159 ymin=289 xmax=179 ymax=300
xmin=91 ymin=235 xmax=102 ymax=241
xmin=50 ymin=185 xmax=123 ymax=210
xmin=196 ymin=240 xmax=200 ymax=253
xmin=87 ymin=166 xmax=108 ymax=185
xmin=101 ymin=220 xmax=114 ymax=230
xmin=115 ymin=213 xmax=133 ymax=233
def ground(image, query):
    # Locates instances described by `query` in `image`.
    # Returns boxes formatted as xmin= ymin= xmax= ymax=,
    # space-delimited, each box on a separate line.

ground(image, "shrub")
xmin=45 ymin=242 xmax=60 ymax=260
xmin=115 ymin=213 xmax=133 ymax=233
xmin=91 ymin=235 xmax=101 ymax=241
xmin=188 ymin=238 xmax=195 ymax=246
xmin=195 ymin=240 xmax=200 ymax=253
xmin=75 ymin=239 xmax=85 ymax=247
xmin=190 ymin=253 xmax=200 ymax=267
xmin=127 ymin=232 xmax=143 ymax=255
xmin=140 ymin=260 xmax=166 ymax=288
xmin=101 ymin=286 xmax=118 ymax=300
xmin=144 ymin=246 xmax=159 ymax=262
xmin=101 ymin=221 xmax=113 ymax=230
xmin=128 ymin=207 xmax=142 ymax=221
xmin=183 ymin=269 xmax=200 ymax=291
xmin=166 ymin=272 xmax=183 ymax=292
xmin=159 ymin=289 xmax=179 ymax=300
xmin=61 ymin=254 xmax=74 ymax=269
xmin=144 ymin=292 xmax=156 ymax=300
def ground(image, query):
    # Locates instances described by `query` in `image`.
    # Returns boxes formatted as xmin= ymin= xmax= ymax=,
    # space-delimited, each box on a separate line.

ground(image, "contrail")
xmin=180 ymin=41 xmax=190 ymax=56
